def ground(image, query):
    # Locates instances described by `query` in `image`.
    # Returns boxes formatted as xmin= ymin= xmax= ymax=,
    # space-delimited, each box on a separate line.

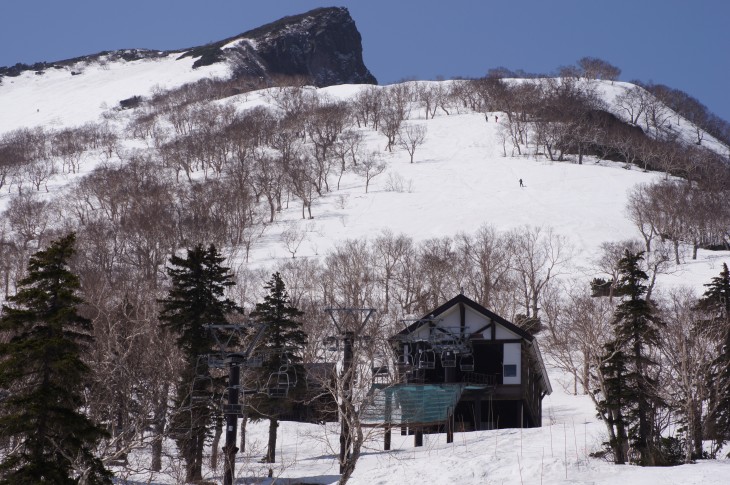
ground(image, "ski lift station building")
xmin=370 ymin=294 xmax=552 ymax=433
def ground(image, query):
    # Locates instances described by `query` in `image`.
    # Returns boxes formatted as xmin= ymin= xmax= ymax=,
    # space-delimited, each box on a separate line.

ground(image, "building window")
xmin=503 ymin=364 xmax=517 ymax=377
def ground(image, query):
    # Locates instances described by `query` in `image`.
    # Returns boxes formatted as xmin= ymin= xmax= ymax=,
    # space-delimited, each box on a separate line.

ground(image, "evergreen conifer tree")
xmin=697 ymin=262 xmax=730 ymax=454
xmin=597 ymin=342 xmax=631 ymax=464
xmin=159 ymin=244 xmax=241 ymax=483
xmin=608 ymin=250 xmax=665 ymax=465
xmin=249 ymin=273 xmax=307 ymax=473
xmin=0 ymin=233 xmax=112 ymax=484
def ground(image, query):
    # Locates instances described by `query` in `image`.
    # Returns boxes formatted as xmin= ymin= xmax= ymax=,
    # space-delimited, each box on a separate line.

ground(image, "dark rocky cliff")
xmin=1 ymin=7 xmax=377 ymax=87
xmin=181 ymin=7 xmax=377 ymax=86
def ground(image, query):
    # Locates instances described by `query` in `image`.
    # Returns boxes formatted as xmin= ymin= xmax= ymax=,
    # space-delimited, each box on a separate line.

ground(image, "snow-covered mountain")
xmin=1 ymin=67 xmax=726 ymax=288
xmin=1 ymin=13 xmax=729 ymax=485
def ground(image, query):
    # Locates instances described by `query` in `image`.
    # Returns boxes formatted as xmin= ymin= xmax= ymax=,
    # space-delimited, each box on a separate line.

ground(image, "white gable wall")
xmin=415 ymin=305 xmax=522 ymax=341
xmin=495 ymin=324 xmax=521 ymax=340
xmin=411 ymin=325 xmax=430 ymax=341
xmin=440 ymin=307 xmax=461 ymax=329
xmin=503 ymin=342 xmax=521 ymax=385
xmin=464 ymin=306 xmax=490 ymax=335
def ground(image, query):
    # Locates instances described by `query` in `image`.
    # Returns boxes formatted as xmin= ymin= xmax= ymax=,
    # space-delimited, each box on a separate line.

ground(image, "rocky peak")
xmin=1 ymin=7 xmax=377 ymax=87
xmin=182 ymin=7 xmax=377 ymax=86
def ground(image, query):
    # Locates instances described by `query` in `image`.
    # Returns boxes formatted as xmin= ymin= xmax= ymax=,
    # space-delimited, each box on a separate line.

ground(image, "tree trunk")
xmin=685 ymin=399 xmax=695 ymax=463
xmin=240 ymin=414 xmax=248 ymax=452
xmin=634 ymin=341 xmax=656 ymax=466
xmin=265 ymin=417 xmax=279 ymax=478
xmin=150 ymin=382 xmax=169 ymax=472
xmin=339 ymin=422 xmax=364 ymax=485
xmin=693 ymin=402 xmax=703 ymax=458
xmin=546 ymin=145 xmax=554 ymax=161
xmin=613 ymin=410 xmax=629 ymax=464
xmin=674 ymin=239 xmax=680 ymax=265
xmin=186 ymin=426 xmax=205 ymax=483
xmin=267 ymin=195 xmax=276 ymax=223
xmin=211 ymin=415 xmax=223 ymax=470
xmin=265 ymin=417 xmax=278 ymax=464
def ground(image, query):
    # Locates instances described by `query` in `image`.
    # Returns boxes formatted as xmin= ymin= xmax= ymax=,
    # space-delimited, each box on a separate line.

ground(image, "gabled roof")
xmin=397 ymin=293 xmax=534 ymax=341
xmin=395 ymin=294 xmax=552 ymax=396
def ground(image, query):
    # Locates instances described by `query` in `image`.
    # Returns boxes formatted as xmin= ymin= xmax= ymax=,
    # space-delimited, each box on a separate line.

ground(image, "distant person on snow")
xmin=519 ymin=178 xmax=524 ymax=187
xmin=495 ymin=115 xmax=498 ymax=122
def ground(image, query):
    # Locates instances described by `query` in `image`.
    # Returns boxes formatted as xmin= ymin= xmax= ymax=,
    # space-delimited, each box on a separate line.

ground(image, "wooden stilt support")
xmin=446 ymin=413 xmax=454 ymax=444
xmin=415 ymin=428 xmax=423 ymax=447
xmin=475 ymin=398 xmax=482 ymax=431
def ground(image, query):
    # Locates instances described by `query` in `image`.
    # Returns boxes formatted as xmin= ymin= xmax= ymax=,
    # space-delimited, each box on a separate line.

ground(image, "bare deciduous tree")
xmin=659 ymin=287 xmax=713 ymax=462
xmin=280 ymin=225 xmax=307 ymax=258
xmin=24 ymin=158 xmax=57 ymax=192
xmin=397 ymin=124 xmax=427 ymax=163
xmin=455 ymin=224 xmax=513 ymax=312
xmin=379 ymin=106 xmax=406 ymax=152
xmin=577 ymin=56 xmax=621 ymax=81
xmin=509 ymin=225 xmax=571 ymax=329
xmin=352 ymin=86 xmax=383 ymax=129
xmin=615 ymin=86 xmax=650 ymax=126
xmin=373 ymin=230 xmax=413 ymax=315
xmin=544 ymin=285 xmax=615 ymax=395
xmin=353 ymin=151 xmax=387 ymax=193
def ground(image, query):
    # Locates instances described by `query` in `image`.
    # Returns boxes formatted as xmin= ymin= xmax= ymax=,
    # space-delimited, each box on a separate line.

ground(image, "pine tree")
xmin=608 ymin=250 xmax=665 ymax=465
xmin=0 ymin=233 xmax=111 ymax=485
xmin=697 ymin=262 xmax=730 ymax=454
xmin=158 ymin=244 xmax=241 ymax=483
xmin=597 ymin=342 xmax=631 ymax=464
xmin=249 ymin=273 xmax=307 ymax=473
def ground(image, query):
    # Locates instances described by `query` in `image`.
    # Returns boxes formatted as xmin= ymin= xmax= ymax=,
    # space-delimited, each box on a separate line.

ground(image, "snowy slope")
xmin=593 ymin=80 xmax=728 ymax=155
xmin=0 ymin=53 xmax=230 ymax=132
xmin=125 ymin=367 xmax=730 ymax=484
xmin=1 ymin=58 xmax=729 ymax=484
xmin=226 ymin=83 xmax=726 ymax=292
xmin=232 ymin=376 xmax=730 ymax=485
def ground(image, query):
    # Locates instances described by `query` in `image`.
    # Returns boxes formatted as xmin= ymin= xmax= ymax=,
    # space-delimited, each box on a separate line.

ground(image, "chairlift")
xmin=189 ymin=373 xmax=213 ymax=404
xmin=397 ymin=352 xmax=413 ymax=367
xmin=266 ymin=370 xmax=290 ymax=398
xmin=418 ymin=349 xmax=436 ymax=370
xmin=441 ymin=350 xmax=456 ymax=368
xmin=372 ymin=365 xmax=389 ymax=377
xmin=283 ymin=362 xmax=298 ymax=388
xmin=460 ymin=352 xmax=475 ymax=372
xmin=266 ymin=363 xmax=297 ymax=398
xmin=324 ymin=336 xmax=339 ymax=352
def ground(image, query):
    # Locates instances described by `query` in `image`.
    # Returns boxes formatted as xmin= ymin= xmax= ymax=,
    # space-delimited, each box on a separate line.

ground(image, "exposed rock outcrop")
xmin=1 ymin=7 xmax=377 ymax=87
xmin=181 ymin=7 xmax=377 ymax=86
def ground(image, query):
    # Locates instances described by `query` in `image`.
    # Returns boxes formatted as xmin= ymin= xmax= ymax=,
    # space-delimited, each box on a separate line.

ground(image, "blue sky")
xmin=2 ymin=1 xmax=729 ymax=122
